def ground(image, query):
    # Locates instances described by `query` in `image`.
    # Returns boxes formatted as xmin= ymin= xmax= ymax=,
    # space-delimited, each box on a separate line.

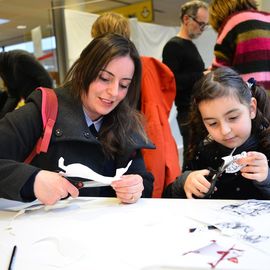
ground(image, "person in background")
xmin=91 ymin=12 xmax=130 ymax=38
xmin=209 ymin=0 xmax=270 ymax=92
xmin=91 ymin=12 xmax=181 ymax=198
xmin=0 ymin=50 xmax=53 ymax=118
xmin=162 ymin=0 xmax=209 ymax=168
xmin=164 ymin=67 xmax=270 ymax=200
xmin=0 ymin=34 xmax=154 ymax=205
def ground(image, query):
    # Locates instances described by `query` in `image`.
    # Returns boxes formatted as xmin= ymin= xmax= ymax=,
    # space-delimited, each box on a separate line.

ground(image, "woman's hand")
xmin=184 ymin=169 xmax=211 ymax=199
xmin=237 ymin=151 xmax=268 ymax=182
xmin=111 ymin=174 xmax=144 ymax=204
xmin=34 ymin=170 xmax=79 ymax=205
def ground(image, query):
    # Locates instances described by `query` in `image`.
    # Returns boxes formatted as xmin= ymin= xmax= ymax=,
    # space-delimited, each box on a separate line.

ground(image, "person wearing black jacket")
xmin=162 ymin=0 xmax=209 ymax=167
xmin=0 ymin=49 xmax=53 ymax=118
xmin=0 ymin=34 xmax=154 ymax=205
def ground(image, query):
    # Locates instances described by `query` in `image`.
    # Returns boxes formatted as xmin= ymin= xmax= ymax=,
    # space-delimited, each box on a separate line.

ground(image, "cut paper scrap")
xmin=16 ymin=236 xmax=87 ymax=268
xmin=4 ymin=198 xmax=98 ymax=237
xmin=222 ymin=151 xmax=247 ymax=173
xmin=59 ymin=157 xmax=132 ymax=185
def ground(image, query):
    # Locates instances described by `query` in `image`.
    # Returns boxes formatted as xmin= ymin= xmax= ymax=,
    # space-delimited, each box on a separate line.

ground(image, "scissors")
xmin=203 ymin=147 xmax=236 ymax=199
xmin=65 ymin=177 xmax=110 ymax=189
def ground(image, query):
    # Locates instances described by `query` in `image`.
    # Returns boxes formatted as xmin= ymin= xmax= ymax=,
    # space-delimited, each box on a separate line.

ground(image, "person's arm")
xmin=162 ymin=171 xmax=191 ymax=198
xmin=0 ymin=100 xmax=79 ymax=204
xmin=253 ymin=172 xmax=270 ymax=198
xmin=0 ymin=92 xmax=43 ymax=201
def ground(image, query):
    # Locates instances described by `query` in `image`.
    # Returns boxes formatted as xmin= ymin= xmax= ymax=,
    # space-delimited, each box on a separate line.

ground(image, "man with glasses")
xmin=162 ymin=0 xmax=209 ymax=168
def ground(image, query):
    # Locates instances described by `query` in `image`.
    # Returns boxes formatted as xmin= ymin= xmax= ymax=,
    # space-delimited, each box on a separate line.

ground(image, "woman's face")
xmin=81 ymin=55 xmax=134 ymax=121
xmin=198 ymin=95 xmax=257 ymax=149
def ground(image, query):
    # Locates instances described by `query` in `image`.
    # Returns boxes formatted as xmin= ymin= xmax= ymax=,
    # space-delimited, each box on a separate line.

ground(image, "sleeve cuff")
xmin=20 ymin=170 xmax=39 ymax=202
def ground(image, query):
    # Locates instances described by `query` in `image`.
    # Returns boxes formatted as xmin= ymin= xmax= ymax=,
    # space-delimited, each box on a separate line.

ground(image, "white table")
xmin=0 ymin=197 xmax=269 ymax=270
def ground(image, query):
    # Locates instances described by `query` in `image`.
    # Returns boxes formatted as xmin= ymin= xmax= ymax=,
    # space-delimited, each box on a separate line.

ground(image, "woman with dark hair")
xmin=164 ymin=67 xmax=270 ymax=200
xmin=0 ymin=33 xmax=154 ymax=205
xmin=0 ymin=49 xmax=53 ymax=118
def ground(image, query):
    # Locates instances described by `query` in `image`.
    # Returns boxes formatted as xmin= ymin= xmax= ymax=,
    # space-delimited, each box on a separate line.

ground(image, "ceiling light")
xmin=0 ymin=18 xmax=10 ymax=25
xmin=16 ymin=25 xmax=27 ymax=29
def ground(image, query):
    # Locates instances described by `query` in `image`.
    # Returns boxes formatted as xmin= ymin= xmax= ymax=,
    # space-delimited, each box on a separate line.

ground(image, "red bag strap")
xmin=24 ymin=87 xmax=58 ymax=164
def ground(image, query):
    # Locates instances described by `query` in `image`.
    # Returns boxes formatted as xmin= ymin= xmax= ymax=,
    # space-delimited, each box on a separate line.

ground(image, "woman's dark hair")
xmin=0 ymin=50 xmax=53 ymax=118
xmin=187 ymin=67 xmax=270 ymax=159
xmin=63 ymin=33 xmax=147 ymax=158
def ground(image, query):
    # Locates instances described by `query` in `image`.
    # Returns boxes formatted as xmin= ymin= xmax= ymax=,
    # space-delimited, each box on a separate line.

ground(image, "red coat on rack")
xmin=140 ymin=56 xmax=181 ymax=198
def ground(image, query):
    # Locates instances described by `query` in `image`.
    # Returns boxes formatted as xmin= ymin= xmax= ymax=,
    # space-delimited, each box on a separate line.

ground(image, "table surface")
xmin=0 ymin=197 xmax=269 ymax=270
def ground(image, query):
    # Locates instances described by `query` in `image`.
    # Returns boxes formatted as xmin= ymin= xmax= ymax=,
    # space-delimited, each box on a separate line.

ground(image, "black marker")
xmin=189 ymin=225 xmax=217 ymax=233
xmin=8 ymin=245 xmax=17 ymax=270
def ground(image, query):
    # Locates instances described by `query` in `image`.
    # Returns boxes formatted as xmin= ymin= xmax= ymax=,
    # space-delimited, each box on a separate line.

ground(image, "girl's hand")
xmin=184 ymin=169 xmax=211 ymax=199
xmin=34 ymin=170 xmax=79 ymax=205
xmin=111 ymin=174 xmax=144 ymax=204
xmin=237 ymin=151 xmax=268 ymax=182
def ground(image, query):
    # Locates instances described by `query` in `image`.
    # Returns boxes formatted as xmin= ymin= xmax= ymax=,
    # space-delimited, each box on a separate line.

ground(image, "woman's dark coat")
xmin=0 ymin=87 xmax=154 ymax=201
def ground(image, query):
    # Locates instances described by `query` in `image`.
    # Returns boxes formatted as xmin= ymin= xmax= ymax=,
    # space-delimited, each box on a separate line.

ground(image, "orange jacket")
xmin=140 ymin=56 xmax=181 ymax=198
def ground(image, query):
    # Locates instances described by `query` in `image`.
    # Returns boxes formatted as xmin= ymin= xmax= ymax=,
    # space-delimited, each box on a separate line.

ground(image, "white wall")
xmin=258 ymin=0 xmax=270 ymax=11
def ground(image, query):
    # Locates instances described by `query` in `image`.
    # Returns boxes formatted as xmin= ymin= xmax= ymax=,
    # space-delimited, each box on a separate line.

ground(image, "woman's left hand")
xmin=238 ymin=151 xmax=268 ymax=182
xmin=111 ymin=174 xmax=144 ymax=204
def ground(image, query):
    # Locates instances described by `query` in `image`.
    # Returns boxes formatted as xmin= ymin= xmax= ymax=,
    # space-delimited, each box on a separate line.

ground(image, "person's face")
xmin=187 ymin=7 xmax=209 ymax=39
xmin=82 ymin=55 xmax=134 ymax=121
xmin=198 ymin=95 xmax=257 ymax=149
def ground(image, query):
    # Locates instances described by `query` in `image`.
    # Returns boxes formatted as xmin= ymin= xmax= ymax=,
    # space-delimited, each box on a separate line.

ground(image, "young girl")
xmin=164 ymin=67 xmax=270 ymax=199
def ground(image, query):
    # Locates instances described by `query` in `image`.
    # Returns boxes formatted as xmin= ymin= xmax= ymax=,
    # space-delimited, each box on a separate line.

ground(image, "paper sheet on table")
xmin=0 ymin=198 xmax=43 ymax=211
xmin=162 ymin=233 xmax=269 ymax=270
xmin=0 ymin=197 xmax=90 ymax=212
xmin=58 ymin=157 xmax=132 ymax=185
xmin=185 ymin=200 xmax=270 ymax=254
xmin=14 ymin=236 xmax=87 ymax=269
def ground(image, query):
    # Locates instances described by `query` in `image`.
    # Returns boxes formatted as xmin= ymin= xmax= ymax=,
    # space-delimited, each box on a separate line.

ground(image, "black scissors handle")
xmin=202 ymin=168 xmax=219 ymax=199
xmin=67 ymin=178 xmax=85 ymax=189
xmin=200 ymin=147 xmax=236 ymax=199
xmin=65 ymin=177 xmax=109 ymax=189
xmin=57 ymin=171 xmax=86 ymax=189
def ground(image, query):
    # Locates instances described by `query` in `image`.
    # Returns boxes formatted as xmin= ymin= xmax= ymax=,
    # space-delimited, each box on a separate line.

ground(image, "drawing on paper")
xmin=215 ymin=221 xmax=252 ymax=233
xmin=215 ymin=221 xmax=269 ymax=244
xmin=183 ymin=240 xmax=244 ymax=269
xmin=215 ymin=200 xmax=270 ymax=244
xmin=221 ymin=200 xmax=270 ymax=217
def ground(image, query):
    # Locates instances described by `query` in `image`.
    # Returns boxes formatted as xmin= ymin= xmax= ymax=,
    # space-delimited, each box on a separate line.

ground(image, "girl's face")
xmin=198 ymin=95 xmax=257 ymax=149
xmin=81 ymin=55 xmax=134 ymax=121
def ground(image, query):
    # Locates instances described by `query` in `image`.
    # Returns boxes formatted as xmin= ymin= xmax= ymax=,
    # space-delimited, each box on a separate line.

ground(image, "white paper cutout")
xmin=222 ymin=151 xmax=247 ymax=173
xmin=58 ymin=157 xmax=132 ymax=185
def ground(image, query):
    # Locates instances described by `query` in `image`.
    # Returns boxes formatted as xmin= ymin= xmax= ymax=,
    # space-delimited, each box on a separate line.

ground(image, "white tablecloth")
xmin=0 ymin=197 xmax=269 ymax=270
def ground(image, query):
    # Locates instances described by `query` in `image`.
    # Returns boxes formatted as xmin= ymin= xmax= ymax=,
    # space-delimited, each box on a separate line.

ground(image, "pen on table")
xmin=189 ymin=225 xmax=217 ymax=233
xmin=8 ymin=245 xmax=17 ymax=270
